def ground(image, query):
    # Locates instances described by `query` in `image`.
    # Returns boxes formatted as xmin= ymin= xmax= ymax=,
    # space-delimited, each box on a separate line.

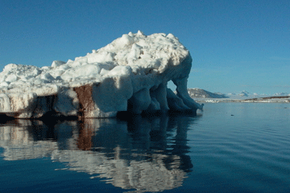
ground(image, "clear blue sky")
xmin=1 ymin=0 xmax=289 ymax=94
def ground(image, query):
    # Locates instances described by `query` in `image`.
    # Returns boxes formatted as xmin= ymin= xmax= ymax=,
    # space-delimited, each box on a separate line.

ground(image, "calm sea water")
xmin=0 ymin=103 xmax=290 ymax=193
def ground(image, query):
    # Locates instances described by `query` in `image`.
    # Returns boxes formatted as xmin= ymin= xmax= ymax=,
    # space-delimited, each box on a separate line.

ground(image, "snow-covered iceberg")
xmin=0 ymin=31 xmax=202 ymax=119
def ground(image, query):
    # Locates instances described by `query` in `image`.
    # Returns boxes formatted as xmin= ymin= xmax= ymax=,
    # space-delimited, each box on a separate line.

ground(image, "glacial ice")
xmin=0 ymin=31 xmax=202 ymax=119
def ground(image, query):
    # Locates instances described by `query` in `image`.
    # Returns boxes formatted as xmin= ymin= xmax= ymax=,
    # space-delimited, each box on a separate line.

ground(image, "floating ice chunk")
xmin=0 ymin=31 xmax=201 ymax=119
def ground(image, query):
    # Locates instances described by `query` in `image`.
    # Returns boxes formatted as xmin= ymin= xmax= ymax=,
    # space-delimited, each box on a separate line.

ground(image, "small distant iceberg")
xmin=0 ymin=31 xmax=202 ymax=119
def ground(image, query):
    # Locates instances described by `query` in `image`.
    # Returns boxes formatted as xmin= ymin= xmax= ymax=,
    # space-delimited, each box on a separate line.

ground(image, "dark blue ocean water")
xmin=0 ymin=103 xmax=290 ymax=193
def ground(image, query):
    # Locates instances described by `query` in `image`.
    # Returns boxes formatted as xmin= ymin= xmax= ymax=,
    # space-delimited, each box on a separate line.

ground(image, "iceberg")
xmin=0 ymin=31 xmax=202 ymax=119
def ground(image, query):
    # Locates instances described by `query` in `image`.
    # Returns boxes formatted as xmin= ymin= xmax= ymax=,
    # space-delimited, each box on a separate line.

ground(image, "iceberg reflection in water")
xmin=0 ymin=114 xmax=196 ymax=192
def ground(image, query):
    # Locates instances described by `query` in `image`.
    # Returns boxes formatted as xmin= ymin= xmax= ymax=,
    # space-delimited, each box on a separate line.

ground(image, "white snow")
xmin=0 ymin=31 xmax=202 ymax=118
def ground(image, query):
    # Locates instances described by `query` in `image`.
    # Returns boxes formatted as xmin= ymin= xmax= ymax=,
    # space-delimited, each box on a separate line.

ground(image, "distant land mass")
xmin=187 ymin=88 xmax=228 ymax=98
xmin=188 ymin=88 xmax=290 ymax=103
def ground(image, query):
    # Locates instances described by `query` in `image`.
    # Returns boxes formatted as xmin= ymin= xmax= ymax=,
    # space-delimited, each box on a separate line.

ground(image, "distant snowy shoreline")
xmin=188 ymin=88 xmax=290 ymax=103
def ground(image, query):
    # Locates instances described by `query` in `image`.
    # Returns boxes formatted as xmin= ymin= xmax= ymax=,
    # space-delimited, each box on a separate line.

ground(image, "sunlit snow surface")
xmin=0 ymin=31 xmax=202 ymax=118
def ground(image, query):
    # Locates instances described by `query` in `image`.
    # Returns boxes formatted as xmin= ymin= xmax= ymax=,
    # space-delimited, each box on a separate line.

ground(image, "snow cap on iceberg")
xmin=0 ymin=31 xmax=202 ymax=119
